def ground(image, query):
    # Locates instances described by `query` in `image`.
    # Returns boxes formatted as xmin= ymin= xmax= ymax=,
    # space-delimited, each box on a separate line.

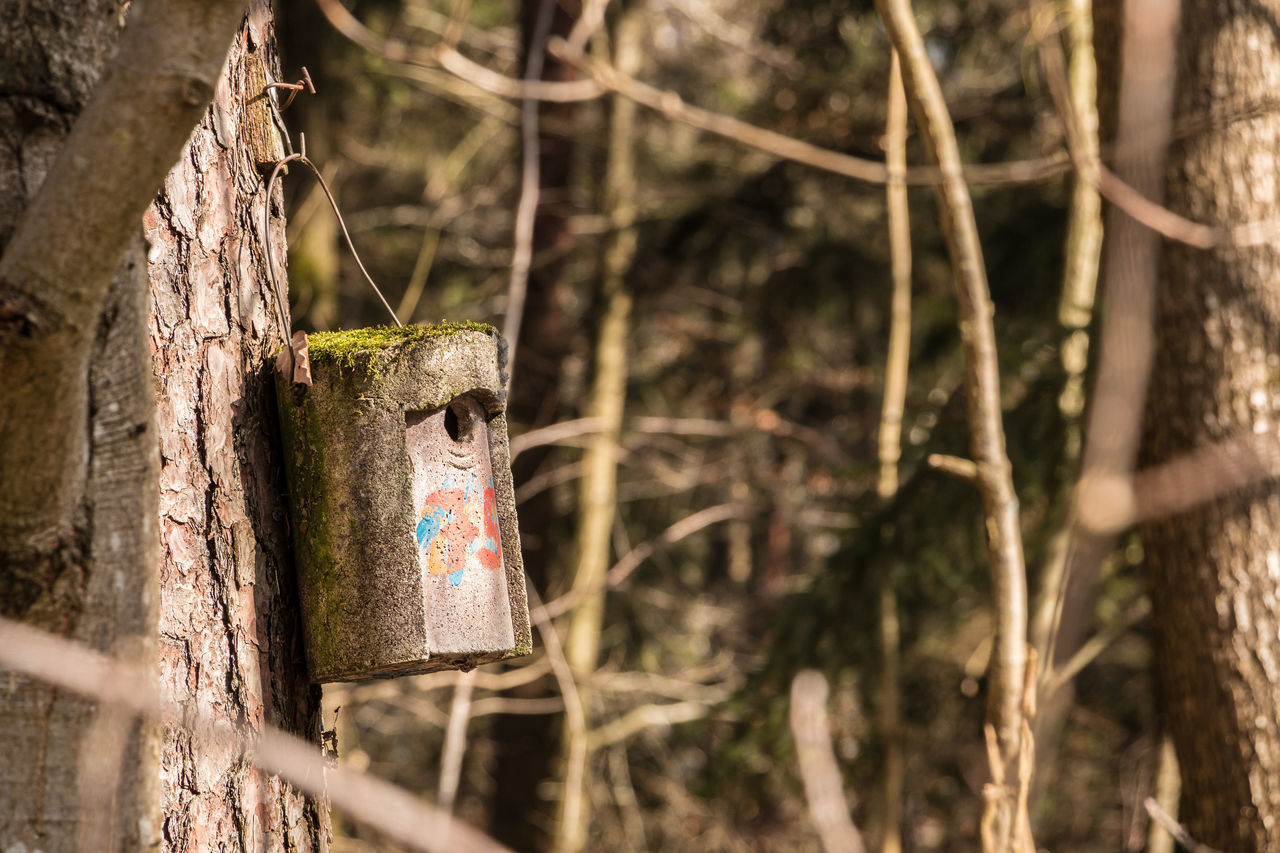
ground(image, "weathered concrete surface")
xmin=276 ymin=323 xmax=531 ymax=682
xmin=407 ymin=395 xmax=516 ymax=655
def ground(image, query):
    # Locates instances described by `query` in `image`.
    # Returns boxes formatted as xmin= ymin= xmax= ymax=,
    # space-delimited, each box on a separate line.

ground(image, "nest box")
xmin=275 ymin=322 xmax=531 ymax=682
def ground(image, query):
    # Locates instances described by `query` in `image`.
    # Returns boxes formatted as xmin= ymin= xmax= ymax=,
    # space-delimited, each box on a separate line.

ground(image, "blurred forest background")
xmin=257 ymin=0 xmax=1207 ymax=850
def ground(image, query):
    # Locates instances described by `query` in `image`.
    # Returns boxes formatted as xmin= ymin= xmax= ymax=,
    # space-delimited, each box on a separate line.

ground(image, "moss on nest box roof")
xmin=307 ymin=321 xmax=495 ymax=371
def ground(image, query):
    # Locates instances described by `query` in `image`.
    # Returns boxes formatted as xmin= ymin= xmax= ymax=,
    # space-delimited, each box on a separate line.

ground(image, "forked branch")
xmin=873 ymin=0 xmax=1030 ymax=847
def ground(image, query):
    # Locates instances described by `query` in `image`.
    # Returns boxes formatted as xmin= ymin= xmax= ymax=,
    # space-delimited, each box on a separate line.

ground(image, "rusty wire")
xmin=263 ymin=132 xmax=404 ymax=376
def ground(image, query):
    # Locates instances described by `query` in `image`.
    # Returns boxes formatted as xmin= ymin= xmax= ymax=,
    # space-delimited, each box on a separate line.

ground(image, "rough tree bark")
xmin=0 ymin=1 xmax=327 ymax=849
xmin=1141 ymin=1 xmax=1280 ymax=849
xmin=148 ymin=6 xmax=328 ymax=849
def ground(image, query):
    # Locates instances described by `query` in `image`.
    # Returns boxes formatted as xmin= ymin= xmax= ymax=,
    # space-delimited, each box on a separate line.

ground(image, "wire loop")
xmin=263 ymin=132 xmax=403 ymax=375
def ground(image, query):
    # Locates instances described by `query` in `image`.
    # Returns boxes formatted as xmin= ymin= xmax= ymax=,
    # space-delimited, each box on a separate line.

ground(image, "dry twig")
xmin=536 ymin=503 xmax=749 ymax=621
xmin=524 ymin=583 xmax=589 ymax=853
xmin=789 ymin=670 xmax=868 ymax=853
xmin=1143 ymin=797 xmax=1225 ymax=853
xmin=548 ymin=37 xmax=1069 ymax=189
xmin=0 ymin=618 xmax=511 ymax=853
xmin=927 ymin=453 xmax=980 ymax=484
xmin=878 ymin=49 xmax=912 ymax=502
xmin=563 ymin=0 xmax=610 ymax=56
xmin=878 ymin=53 xmax=911 ymax=853
xmin=438 ymin=670 xmax=477 ymax=814
xmin=588 ymin=701 xmax=711 ymax=751
xmin=874 ymin=0 xmax=1030 ymax=846
xmin=501 ymin=0 xmax=556 ymax=376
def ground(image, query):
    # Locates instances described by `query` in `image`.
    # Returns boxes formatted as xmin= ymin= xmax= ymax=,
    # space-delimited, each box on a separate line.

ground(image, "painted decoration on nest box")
xmin=406 ymin=394 xmax=514 ymax=655
xmin=274 ymin=323 xmax=532 ymax=683
xmin=415 ymin=473 xmax=503 ymax=584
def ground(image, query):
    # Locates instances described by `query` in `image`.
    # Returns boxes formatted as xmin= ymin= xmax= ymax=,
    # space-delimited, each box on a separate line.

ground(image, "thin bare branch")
xmin=315 ymin=0 xmax=598 ymax=107
xmin=590 ymin=669 xmax=738 ymax=704
xmin=789 ymin=670 xmax=868 ymax=853
xmin=438 ymin=671 xmax=477 ymax=814
xmin=1095 ymin=166 xmax=1280 ymax=249
xmin=607 ymin=745 xmax=648 ymax=851
xmin=927 ymin=453 xmax=980 ymax=484
xmin=656 ymin=0 xmax=796 ymax=70
xmin=319 ymin=0 xmax=1099 ymax=199
xmin=588 ymin=701 xmax=711 ymax=751
xmin=536 ymin=503 xmax=750 ymax=621
xmin=382 ymin=60 xmax=521 ymax=122
xmin=524 ymin=583 xmax=589 ymax=853
xmin=564 ymin=0 xmax=611 ymax=56
xmin=877 ymin=75 xmax=918 ymax=848
xmin=437 ymin=46 xmax=604 ymax=102
xmin=441 ymin=0 xmax=474 ymax=49
xmin=511 ymin=417 xmax=610 ymax=460
xmin=878 ymin=49 xmax=912 ymax=502
xmin=547 ymin=36 xmax=1070 ymax=188
xmin=1043 ymin=597 xmax=1150 ymax=695
xmin=874 ymin=0 xmax=1030 ymax=846
xmin=502 ymin=0 xmax=557 ymax=377
xmin=1144 ymin=798 xmax=1225 ymax=853
xmin=1012 ymin=656 xmax=1038 ymax=853
xmin=516 ymin=459 xmax=591 ymax=505
xmin=469 ymin=696 xmax=565 ymax=716
xmin=1054 ymin=0 xmax=1103 ymax=334
xmin=0 ymin=618 xmax=512 ymax=853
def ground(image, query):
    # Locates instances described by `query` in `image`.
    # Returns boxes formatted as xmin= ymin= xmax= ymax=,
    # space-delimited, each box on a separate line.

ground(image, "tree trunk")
xmin=554 ymin=11 xmax=643 ymax=850
xmin=0 ymin=2 xmax=326 ymax=849
xmin=489 ymin=2 xmax=584 ymax=848
xmin=1142 ymin=2 xmax=1280 ymax=848
xmin=149 ymin=5 xmax=328 ymax=849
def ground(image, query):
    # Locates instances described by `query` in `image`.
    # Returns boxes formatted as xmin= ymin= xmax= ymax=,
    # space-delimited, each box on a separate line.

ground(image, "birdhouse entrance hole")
xmin=405 ymin=394 xmax=516 ymax=656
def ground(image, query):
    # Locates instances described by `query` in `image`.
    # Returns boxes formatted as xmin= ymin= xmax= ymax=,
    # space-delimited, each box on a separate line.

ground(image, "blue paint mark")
xmin=417 ymin=506 xmax=450 ymax=549
xmin=448 ymin=569 xmax=465 ymax=587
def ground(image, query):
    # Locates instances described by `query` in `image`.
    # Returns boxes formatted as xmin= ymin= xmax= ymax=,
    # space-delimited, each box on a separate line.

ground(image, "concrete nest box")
xmin=276 ymin=322 xmax=531 ymax=682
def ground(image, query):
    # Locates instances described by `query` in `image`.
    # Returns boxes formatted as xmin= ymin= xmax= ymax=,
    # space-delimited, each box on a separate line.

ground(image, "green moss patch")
xmin=308 ymin=321 xmax=494 ymax=374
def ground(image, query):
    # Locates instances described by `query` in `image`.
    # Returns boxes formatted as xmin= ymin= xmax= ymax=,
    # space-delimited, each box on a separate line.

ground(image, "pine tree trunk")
xmin=1142 ymin=1 xmax=1280 ymax=848
xmin=148 ymin=6 xmax=327 ymax=849
xmin=1 ymin=2 xmax=326 ymax=849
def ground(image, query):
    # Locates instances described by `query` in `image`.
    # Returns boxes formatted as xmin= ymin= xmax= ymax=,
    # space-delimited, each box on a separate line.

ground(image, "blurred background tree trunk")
xmin=556 ymin=9 xmax=644 ymax=850
xmin=489 ymin=2 xmax=584 ymax=848
xmin=0 ymin=2 xmax=326 ymax=849
xmin=1141 ymin=0 xmax=1280 ymax=848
